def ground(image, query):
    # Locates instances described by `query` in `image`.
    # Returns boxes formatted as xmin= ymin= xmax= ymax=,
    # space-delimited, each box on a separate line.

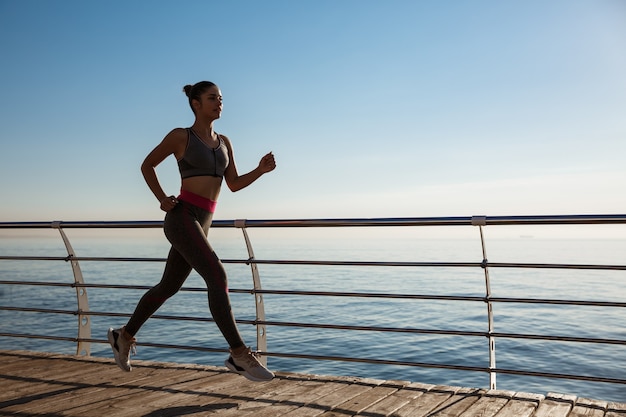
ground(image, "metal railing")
xmin=1 ymin=214 xmax=625 ymax=391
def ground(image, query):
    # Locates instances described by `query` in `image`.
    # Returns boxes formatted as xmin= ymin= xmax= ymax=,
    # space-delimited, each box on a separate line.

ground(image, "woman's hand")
xmin=259 ymin=152 xmax=276 ymax=173
xmin=160 ymin=195 xmax=178 ymax=212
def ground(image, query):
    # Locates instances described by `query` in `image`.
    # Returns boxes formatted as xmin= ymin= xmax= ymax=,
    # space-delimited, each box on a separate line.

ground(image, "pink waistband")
xmin=178 ymin=189 xmax=217 ymax=213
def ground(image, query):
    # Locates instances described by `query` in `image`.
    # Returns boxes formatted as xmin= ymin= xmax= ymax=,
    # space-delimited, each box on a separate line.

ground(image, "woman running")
xmin=108 ymin=81 xmax=276 ymax=382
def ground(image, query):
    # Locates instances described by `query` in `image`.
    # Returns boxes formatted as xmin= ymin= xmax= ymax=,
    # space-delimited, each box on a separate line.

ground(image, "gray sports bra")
xmin=177 ymin=128 xmax=229 ymax=179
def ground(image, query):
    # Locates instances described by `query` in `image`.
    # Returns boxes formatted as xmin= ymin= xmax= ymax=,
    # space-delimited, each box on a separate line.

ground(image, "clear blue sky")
xmin=1 ymin=0 xmax=624 ymax=222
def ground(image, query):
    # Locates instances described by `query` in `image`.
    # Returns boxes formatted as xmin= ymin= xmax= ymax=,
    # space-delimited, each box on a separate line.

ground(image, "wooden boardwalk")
xmin=0 ymin=350 xmax=624 ymax=417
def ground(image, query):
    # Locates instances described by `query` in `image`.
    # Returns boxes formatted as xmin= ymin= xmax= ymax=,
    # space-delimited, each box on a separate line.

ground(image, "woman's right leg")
xmin=108 ymin=245 xmax=192 ymax=371
xmin=109 ymin=208 xmax=193 ymax=371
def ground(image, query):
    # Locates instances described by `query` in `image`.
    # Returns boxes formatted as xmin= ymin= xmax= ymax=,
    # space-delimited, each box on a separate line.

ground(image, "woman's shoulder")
xmin=218 ymin=133 xmax=233 ymax=151
xmin=168 ymin=127 xmax=189 ymax=137
xmin=162 ymin=127 xmax=189 ymax=143
xmin=218 ymin=133 xmax=231 ymax=144
xmin=156 ymin=128 xmax=189 ymax=155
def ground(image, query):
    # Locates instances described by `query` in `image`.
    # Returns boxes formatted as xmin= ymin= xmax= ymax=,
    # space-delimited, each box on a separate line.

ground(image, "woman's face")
xmin=194 ymin=85 xmax=223 ymax=120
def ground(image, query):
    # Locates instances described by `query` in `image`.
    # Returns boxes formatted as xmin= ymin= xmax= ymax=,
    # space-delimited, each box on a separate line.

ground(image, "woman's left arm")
xmin=223 ymin=135 xmax=276 ymax=192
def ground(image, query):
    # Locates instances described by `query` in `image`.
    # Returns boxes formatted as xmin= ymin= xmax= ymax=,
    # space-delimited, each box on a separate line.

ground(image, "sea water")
xmin=0 ymin=225 xmax=625 ymax=402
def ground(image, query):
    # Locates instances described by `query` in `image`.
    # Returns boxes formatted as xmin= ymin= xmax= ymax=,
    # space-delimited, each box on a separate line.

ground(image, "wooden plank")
xmin=458 ymin=389 xmax=513 ymax=417
xmin=0 ymin=351 xmax=39 ymax=368
xmin=277 ymin=375 xmax=369 ymax=417
xmin=492 ymin=391 xmax=544 ymax=417
xmin=354 ymin=380 xmax=414 ymax=416
xmin=38 ymin=386 xmax=138 ymax=415
xmin=303 ymin=377 xmax=381 ymax=415
xmin=418 ymin=387 xmax=484 ymax=417
xmin=0 ymin=353 xmax=73 ymax=378
xmin=254 ymin=374 xmax=358 ymax=416
xmin=606 ymin=400 xmax=626 ymax=417
xmin=570 ymin=397 xmax=608 ymax=417
xmin=195 ymin=373 xmax=311 ymax=416
xmin=534 ymin=393 xmax=576 ymax=417
xmin=392 ymin=385 xmax=459 ymax=417
xmin=375 ymin=381 xmax=436 ymax=417
xmin=322 ymin=381 xmax=400 ymax=416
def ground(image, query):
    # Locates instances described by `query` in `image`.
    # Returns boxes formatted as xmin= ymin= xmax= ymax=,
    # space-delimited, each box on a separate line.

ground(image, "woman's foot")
xmin=225 ymin=347 xmax=274 ymax=382
xmin=107 ymin=327 xmax=136 ymax=372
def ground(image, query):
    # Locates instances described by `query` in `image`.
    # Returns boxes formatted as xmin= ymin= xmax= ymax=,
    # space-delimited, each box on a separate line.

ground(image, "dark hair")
xmin=182 ymin=81 xmax=217 ymax=112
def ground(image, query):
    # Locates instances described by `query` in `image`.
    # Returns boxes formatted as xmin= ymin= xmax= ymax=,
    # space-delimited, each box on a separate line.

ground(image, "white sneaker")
xmin=225 ymin=347 xmax=274 ymax=382
xmin=107 ymin=327 xmax=136 ymax=372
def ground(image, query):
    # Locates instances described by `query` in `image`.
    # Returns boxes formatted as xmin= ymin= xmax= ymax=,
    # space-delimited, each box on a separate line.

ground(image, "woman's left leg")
xmin=165 ymin=202 xmax=245 ymax=349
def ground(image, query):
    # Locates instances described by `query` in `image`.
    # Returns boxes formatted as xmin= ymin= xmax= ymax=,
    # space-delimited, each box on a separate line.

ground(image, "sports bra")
xmin=177 ymin=128 xmax=229 ymax=179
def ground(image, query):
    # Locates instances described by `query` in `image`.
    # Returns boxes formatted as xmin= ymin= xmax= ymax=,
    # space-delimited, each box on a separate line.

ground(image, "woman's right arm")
xmin=141 ymin=128 xmax=186 ymax=212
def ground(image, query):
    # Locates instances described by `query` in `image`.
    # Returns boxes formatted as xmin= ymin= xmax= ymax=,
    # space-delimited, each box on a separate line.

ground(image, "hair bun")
xmin=183 ymin=84 xmax=193 ymax=97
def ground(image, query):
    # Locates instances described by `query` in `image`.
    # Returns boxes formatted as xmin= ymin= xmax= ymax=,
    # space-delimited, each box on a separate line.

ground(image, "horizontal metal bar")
xmin=265 ymin=350 xmax=489 ymax=373
xmin=251 ymin=289 xmax=486 ymax=302
xmin=232 ymin=214 xmax=626 ymax=227
xmin=0 ymin=280 xmax=75 ymax=288
xmin=242 ymin=259 xmax=483 ymax=267
xmin=487 ymin=297 xmax=626 ymax=308
xmin=251 ymin=319 xmax=486 ymax=337
xmin=4 ymin=308 xmax=624 ymax=347
xmin=250 ymin=320 xmax=626 ymax=345
xmin=0 ymin=256 xmax=73 ymax=262
xmin=3 ymin=280 xmax=625 ymax=308
xmin=0 ymin=333 xmax=229 ymax=356
xmin=87 ymin=311 xmax=217 ymax=324
xmin=262 ymin=351 xmax=626 ymax=385
xmin=0 ymin=221 xmax=165 ymax=229
xmin=245 ymin=259 xmax=626 ymax=271
xmin=0 ymin=255 xmax=483 ymax=268
xmin=489 ymin=332 xmax=626 ymax=346
xmin=0 ymin=306 xmax=79 ymax=315
xmin=253 ymin=320 xmax=626 ymax=345
xmin=487 ymin=262 xmax=626 ymax=271
xmin=3 ymin=255 xmax=625 ymax=273
xmin=490 ymin=367 xmax=626 ymax=385
xmin=1 ymin=214 xmax=625 ymax=230
xmin=0 ymin=307 xmax=219 ymax=324
xmin=0 ymin=256 xmax=167 ymax=263
xmin=0 ymin=333 xmax=77 ymax=343
xmin=250 ymin=289 xmax=626 ymax=308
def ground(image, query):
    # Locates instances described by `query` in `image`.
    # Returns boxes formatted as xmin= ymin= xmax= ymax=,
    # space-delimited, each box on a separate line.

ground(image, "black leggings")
xmin=124 ymin=200 xmax=245 ymax=349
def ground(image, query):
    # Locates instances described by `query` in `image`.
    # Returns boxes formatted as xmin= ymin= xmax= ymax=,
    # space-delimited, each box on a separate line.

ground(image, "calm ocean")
xmin=1 ymin=226 xmax=625 ymax=403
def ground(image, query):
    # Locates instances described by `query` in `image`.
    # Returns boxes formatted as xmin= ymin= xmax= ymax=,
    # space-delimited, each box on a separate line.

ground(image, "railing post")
xmin=51 ymin=221 xmax=91 ymax=356
xmin=472 ymin=215 xmax=496 ymax=389
xmin=235 ymin=219 xmax=268 ymax=365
